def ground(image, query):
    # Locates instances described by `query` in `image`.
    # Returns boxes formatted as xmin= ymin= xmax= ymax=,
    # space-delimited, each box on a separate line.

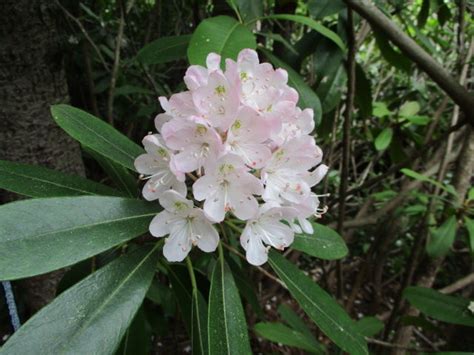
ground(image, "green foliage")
xmin=427 ymin=215 xmax=458 ymax=257
xmin=208 ymin=249 xmax=252 ymax=354
xmin=0 ymin=159 xmax=123 ymax=198
xmin=137 ymin=35 xmax=191 ymax=65
xmin=51 ymin=105 xmax=144 ymax=171
xmin=404 ymin=287 xmax=474 ymax=327
xmin=0 ymin=245 xmax=159 ymax=354
xmin=292 ymin=223 xmax=348 ymax=260
xmin=268 ymin=252 xmax=368 ymax=354
xmin=0 ymin=196 xmax=158 ymax=280
xmin=188 ymin=16 xmax=257 ymax=66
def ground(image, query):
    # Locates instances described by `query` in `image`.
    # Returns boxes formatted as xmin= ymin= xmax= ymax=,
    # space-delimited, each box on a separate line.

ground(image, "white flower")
xmin=240 ymin=204 xmax=297 ymax=266
xmin=134 ymin=134 xmax=186 ymax=201
xmin=149 ymin=190 xmax=219 ymax=262
xmin=193 ymin=154 xmax=263 ymax=222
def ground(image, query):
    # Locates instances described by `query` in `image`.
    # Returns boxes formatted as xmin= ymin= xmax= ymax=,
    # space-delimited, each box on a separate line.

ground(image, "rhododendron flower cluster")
xmin=135 ymin=49 xmax=328 ymax=265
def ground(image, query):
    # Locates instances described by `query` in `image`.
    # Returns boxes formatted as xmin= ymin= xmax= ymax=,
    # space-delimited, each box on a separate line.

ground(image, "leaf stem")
xmin=185 ymin=257 xmax=198 ymax=291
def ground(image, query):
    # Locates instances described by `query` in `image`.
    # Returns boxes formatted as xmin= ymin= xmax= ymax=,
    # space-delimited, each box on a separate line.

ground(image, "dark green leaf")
xmin=254 ymin=322 xmax=323 ymax=353
xmin=137 ymin=35 xmax=191 ymax=65
xmin=192 ymin=289 xmax=209 ymax=355
xmin=226 ymin=0 xmax=263 ymax=22
xmin=464 ymin=217 xmax=474 ymax=255
xmin=87 ymin=149 xmax=137 ymax=198
xmin=427 ymin=215 xmax=457 ymax=257
xmin=316 ymin=65 xmax=347 ymax=114
xmin=374 ymin=128 xmax=393 ymax=151
xmin=188 ymin=16 xmax=257 ymax=66
xmin=208 ymin=253 xmax=251 ymax=354
xmin=118 ymin=306 xmax=153 ymax=355
xmin=0 ymin=159 xmax=123 ymax=198
xmin=355 ymin=64 xmax=373 ymax=118
xmin=268 ymin=252 xmax=368 ymax=354
xmin=403 ymin=287 xmax=474 ymax=327
xmin=355 ymin=317 xmax=384 ymax=337
xmin=167 ymin=265 xmax=193 ymax=333
xmin=114 ymin=85 xmax=154 ymax=96
xmin=0 ymin=196 xmax=158 ymax=280
xmin=260 ymin=48 xmax=322 ymax=125
xmin=278 ymin=304 xmax=317 ymax=343
xmin=436 ymin=0 xmax=451 ymax=26
xmin=0 ymin=245 xmax=159 ymax=354
xmin=51 ymin=104 xmax=144 ymax=171
xmin=265 ymin=14 xmax=345 ymax=52
xmin=308 ymin=0 xmax=345 ymax=19
xmin=373 ymin=31 xmax=411 ymax=72
xmin=417 ymin=0 xmax=430 ymax=27
xmin=292 ymin=223 xmax=348 ymax=260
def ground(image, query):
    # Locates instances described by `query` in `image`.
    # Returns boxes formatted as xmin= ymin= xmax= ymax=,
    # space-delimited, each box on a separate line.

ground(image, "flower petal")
xmin=149 ymin=211 xmax=172 ymax=237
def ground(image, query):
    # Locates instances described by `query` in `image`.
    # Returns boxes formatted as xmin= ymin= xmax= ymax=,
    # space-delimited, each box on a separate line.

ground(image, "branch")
xmin=343 ymin=0 xmax=474 ymax=122
xmin=439 ymin=272 xmax=474 ymax=294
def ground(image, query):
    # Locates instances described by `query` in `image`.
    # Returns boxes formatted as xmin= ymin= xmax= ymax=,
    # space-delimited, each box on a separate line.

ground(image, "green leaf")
xmin=426 ymin=215 xmax=457 ymax=258
xmin=374 ymin=127 xmax=393 ymax=151
xmin=277 ymin=304 xmax=318 ymax=344
xmin=400 ymin=168 xmax=456 ymax=196
xmin=403 ymin=287 xmax=474 ymax=327
xmin=192 ymin=289 xmax=209 ymax=355
xmin=373 ymin=102 xmax=392 ymax=118
xmin=265 ymin=14 xmax=345 ymax=52
xmin=51 ymin=104 xmax=144 ymax=171
xmin=86 ymin=148 xmax=137 ymax=198
xmin=399 ymin=101 xmax=420 ymax=117
xmin=268 ymin=252 xmax=368 ymax=354
xmin=167 ymin=265 xmax=193 ymax=333
xmin=292 ymin=223 xmax=348 ymax=260
xmin=355 ymin=317 xmax=384 ymax=337
xmin=208 ymin=251 xmax=251 ymax=354
xmin=354 ymin=64 xmax=373 ymax=119
xmin=187 ymin=16 xmax=257 ymax=66
xmin=0 ymin=196 xmax=159 ymax=280
xmin=373 ymin=31 xmax=411 ymax=72
xmin=0 ymin=160 xmax=123 ymax=198
xmin=316 ymin=65 xmax=347 ymax=114
xmin=254 ymin=322 xmax=323 ymax=353
xmin=417 ymin=0 xmax=430 ymax=27
xmin=308 ymin=0 xmax=345 ymax=20
xmin=404 ymin=115 xmax=430 ymax=126
xmin=118 ymin=306 xmax=153 ymax=355
xmin=137 ymin=35 xmax=191 ymax=65
xmin=260 ymin=48 xmax=322 ymax=125
xmin=0 ymin=245 xmax=159 ymax=354
xmin=464 ymin=217 xmax=474 ymax=255
xmin=226 ymin=0 xmax=263 ymax=22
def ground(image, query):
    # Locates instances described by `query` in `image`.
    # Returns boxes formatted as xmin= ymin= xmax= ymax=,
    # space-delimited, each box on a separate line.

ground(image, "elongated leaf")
xmin=278 ymin=304 xmax=319 ymax=346
xmin=0 ymin=160 xmax=123 ymax=198
xmin=427 ymin=215 xmax=457 ymax=257
xmin=316 ymin=65 xmax=347 ymax=114
xmin=308 ymin=0 xmax=345 ymax=19
xmin=373 ymin=31 xmax=411 ymax=72
xmin=0 ymin=245 xmax=159 ymax=354
xmin=118 ymin=306 xmax=153 ymax=355
xmin=417 ymin=0 xmax=430 ymax=27
xmin=0 ymin=196 xmax=158 ymax=280
xmin=188 ymin=16 xmax=257 ymax=66
xmin=114 ymin=85 xmax=154 ymax=96
xmin=374 ymin=127 xmax=393 ymax=151
xmin=227 ymin=0 xmax=263 ymax=22
xmin=292 ymin=223 xmax=348 ymax=260
xmin=208 ymin=252 xmax=251 ymax=354
xmin=403 ymin=287 xmax=474 ymax=327
xmin=268 ymin=252 xmax=368 ymax=355
xmin=266 ymin=14 xmax=345 ymax=52
xmin=167 ymin=265 xmax=193 ymax=333
xmin=254 ymin=322 xmax=323 ymax=353
xmin=51 ymin=104 xmax=144 ymax=171
xmin=355 ymin=64 xmax=372 ymax=118
xmin=401 ymin=168 xmax=456 ymax=196
xmin=192 ymin=289 xmax=209 ymax=355
xmin=260 ymin=48 xmax=322 ymax=125
xmin=137 ymin=35 xmax=191 ymax=65
xmin=86 ymin=148 xmax=137 ymax=198
xmin=355 ymin=317 xmax=384 ymax=337
xmin=464 ymin=217 xmax=474 ymax=255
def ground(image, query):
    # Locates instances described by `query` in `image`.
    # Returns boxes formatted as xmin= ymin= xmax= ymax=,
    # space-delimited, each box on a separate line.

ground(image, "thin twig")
xmin=56 ymin=0 xmax=110 ymax=71
xmin=366 ymin=338 xmax=432 ymax=352
xmin=107 ymin=0 xmax=126 ymax=125
xmin=439 ymin=272 xmax=474 ymax=294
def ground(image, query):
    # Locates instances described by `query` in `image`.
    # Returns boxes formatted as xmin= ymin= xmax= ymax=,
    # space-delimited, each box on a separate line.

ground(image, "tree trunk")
xmin=0 ymin=0 xmax=85 ymax=313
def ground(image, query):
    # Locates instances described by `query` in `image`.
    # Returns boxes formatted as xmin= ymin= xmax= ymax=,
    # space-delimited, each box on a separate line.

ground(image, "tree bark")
xmin=0 ymin=0 xmax=85 ymax=313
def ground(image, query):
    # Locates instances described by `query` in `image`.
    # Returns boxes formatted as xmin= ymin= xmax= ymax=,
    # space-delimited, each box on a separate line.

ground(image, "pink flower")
xmin=225 ymin=106 xmax=272 ymax=168
xmin=240 ymin=204 xmax=297 ymax=266
xmin=134 ymin=134 xmax=186 ymax=201
xmin=150 ymin=191 xmax=219 ymax=262
xmin=193 ymin=154 xmax=263 ymax=222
